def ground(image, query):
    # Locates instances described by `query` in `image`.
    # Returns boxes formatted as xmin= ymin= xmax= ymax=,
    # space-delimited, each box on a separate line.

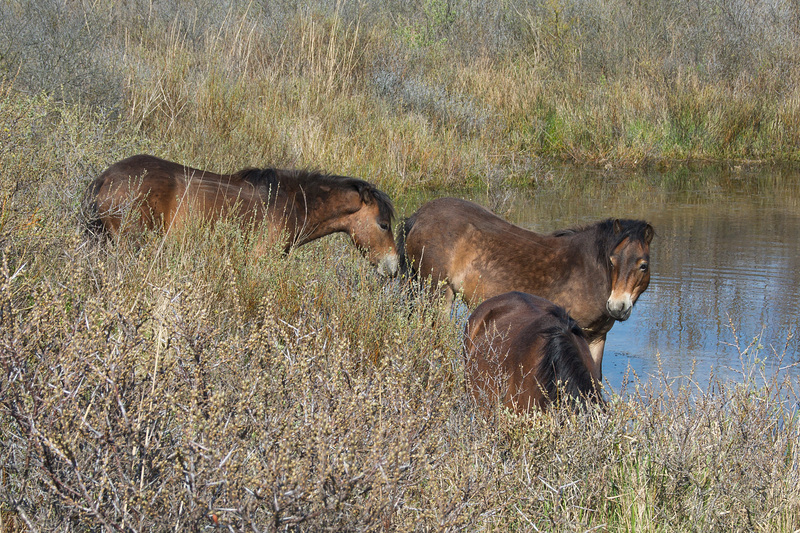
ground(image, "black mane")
xmin=554 ymin=218 xmax=653 ymax=264
xmin=537 ymin=305 xmax=599 ymax=407
xmin=236 ymin=167 xmax=395 ymax=222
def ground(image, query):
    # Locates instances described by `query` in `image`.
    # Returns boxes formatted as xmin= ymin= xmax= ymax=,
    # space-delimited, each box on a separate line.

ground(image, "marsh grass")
xmin=5 ymin=0 xmax=800 ymax=190
xmin=5 ymin=217 xmax=799 ymax=531
xmin=0 ymin=89 xmax=798 ymax=530
xmin=0 ymin=2 xmax=799 ymax=530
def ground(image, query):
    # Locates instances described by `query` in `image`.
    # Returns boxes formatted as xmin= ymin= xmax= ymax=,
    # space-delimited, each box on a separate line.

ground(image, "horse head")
xmin=606 ymin=219 xmax=654 ymax=321
xmin=346 ymin=185 xmax=399 ymax=277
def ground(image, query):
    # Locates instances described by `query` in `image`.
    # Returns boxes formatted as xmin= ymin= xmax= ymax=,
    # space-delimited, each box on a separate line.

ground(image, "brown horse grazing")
xmin=464 ymin=291 xmax=602 ymax=414
xmin=84 ymin=154 xmax=399 ymax=275
xmin=398 ymin=197 xmax=654 ymax=375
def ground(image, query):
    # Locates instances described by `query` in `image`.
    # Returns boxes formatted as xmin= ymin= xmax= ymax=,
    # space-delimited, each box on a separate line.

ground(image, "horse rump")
xmin=464 ymin=291 xmax=604 ymax=416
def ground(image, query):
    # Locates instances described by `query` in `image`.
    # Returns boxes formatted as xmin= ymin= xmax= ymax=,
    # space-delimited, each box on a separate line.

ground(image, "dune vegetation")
xmin=0 ymin=0 xmax=799 ymax=530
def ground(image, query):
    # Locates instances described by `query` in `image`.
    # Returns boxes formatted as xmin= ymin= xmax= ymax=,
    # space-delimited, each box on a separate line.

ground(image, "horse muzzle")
xmin=606 ymin=298 xmax=633 ymax=321
xmin=376 ymin=252 xmax=400 ymax=277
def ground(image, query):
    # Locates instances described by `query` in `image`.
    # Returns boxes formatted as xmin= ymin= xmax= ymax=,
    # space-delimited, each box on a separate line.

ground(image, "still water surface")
xmin=406 ymin=165 xmax=800 ymax=392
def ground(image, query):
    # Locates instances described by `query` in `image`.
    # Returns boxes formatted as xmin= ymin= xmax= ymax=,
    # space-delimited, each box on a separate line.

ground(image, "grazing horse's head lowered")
xmin=334 ymin=182 xmax=398 ymax=277
xmin=83 ymin=154 xmax=399 ymax=276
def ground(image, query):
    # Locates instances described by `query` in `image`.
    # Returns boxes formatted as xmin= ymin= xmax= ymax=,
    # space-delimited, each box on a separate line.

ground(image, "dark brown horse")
xmin=398 ymin=197 xmax=654 ymax=375
xmin=84 ymin=154 xmax=399 ymax=275
xmin=465 ymin=291 xmax=602 ymax=414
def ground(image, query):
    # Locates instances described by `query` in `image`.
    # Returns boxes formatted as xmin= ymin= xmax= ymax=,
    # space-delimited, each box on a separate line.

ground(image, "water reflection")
xmin=402 ymin=165 xmax=800 ymax=391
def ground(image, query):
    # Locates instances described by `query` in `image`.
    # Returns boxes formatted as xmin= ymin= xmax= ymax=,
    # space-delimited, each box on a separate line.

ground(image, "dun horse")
xmin=84 ymin=154 xmax=399 ymax=276
xmin=398 ymin=197 xmax=654 ymax=374
xmin=465 ymin=291 xmax=602 ymax=414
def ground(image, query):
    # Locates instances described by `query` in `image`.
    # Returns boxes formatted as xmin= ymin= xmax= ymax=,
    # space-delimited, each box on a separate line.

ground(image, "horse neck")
xmin=560 ymin=228 xmax=612 ymax=296
xmin=286 ymin=185 xmax=361 ymax=246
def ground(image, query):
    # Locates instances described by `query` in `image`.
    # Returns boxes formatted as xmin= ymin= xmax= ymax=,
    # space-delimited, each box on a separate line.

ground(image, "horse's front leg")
xmin=588 ymin=334 xmax=606 ymax=380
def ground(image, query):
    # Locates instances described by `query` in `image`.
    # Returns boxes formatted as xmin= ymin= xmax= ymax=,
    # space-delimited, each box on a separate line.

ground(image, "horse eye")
xmin=640 ymin=263 xmax=649 ymax=272
xmin=379 ymin=222 xmax=390 ymax=231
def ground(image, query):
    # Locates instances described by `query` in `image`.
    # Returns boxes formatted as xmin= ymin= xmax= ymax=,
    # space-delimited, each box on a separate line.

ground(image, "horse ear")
xmin=613 ymin=219 xmax=622 ymax=234
xmin=644 ymin=223 xmax=655 ymax=244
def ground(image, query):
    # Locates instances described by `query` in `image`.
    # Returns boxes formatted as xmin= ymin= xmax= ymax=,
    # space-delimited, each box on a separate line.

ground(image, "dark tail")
xmin=537 ymin=316 xmax=602 ymax=408
xmin=80 ymin=178 xmax=105 ymax=238
xmin=395 ymin=214 xmax=418 ymax=280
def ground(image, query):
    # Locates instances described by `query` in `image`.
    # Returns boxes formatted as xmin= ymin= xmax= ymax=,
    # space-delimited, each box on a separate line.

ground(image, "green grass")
xmin=1 ymin=1 xmax=799 ymax=530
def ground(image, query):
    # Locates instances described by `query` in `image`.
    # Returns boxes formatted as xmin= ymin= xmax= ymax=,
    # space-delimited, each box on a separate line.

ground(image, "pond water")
xmin=403 ymin=164 xmax=800 ymax=393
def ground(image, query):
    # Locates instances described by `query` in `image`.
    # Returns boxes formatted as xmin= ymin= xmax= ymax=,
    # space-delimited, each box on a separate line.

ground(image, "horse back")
xmin=87 ymin=154 xmax=273 ymax=235
xmin=465 ymin=291 xmax=549 ymax=411
xmin=403 ymin=198 xmax=559 ymax=302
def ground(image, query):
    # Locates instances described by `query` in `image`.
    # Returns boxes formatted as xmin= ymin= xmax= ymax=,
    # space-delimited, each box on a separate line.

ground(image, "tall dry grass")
xmin=0 ymin=80 xmax=798 ymax=531
xmin=0 ymin=1 xmax=799 ymax=530
xmin=4 ymin=0 xmax=800 ymax=190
